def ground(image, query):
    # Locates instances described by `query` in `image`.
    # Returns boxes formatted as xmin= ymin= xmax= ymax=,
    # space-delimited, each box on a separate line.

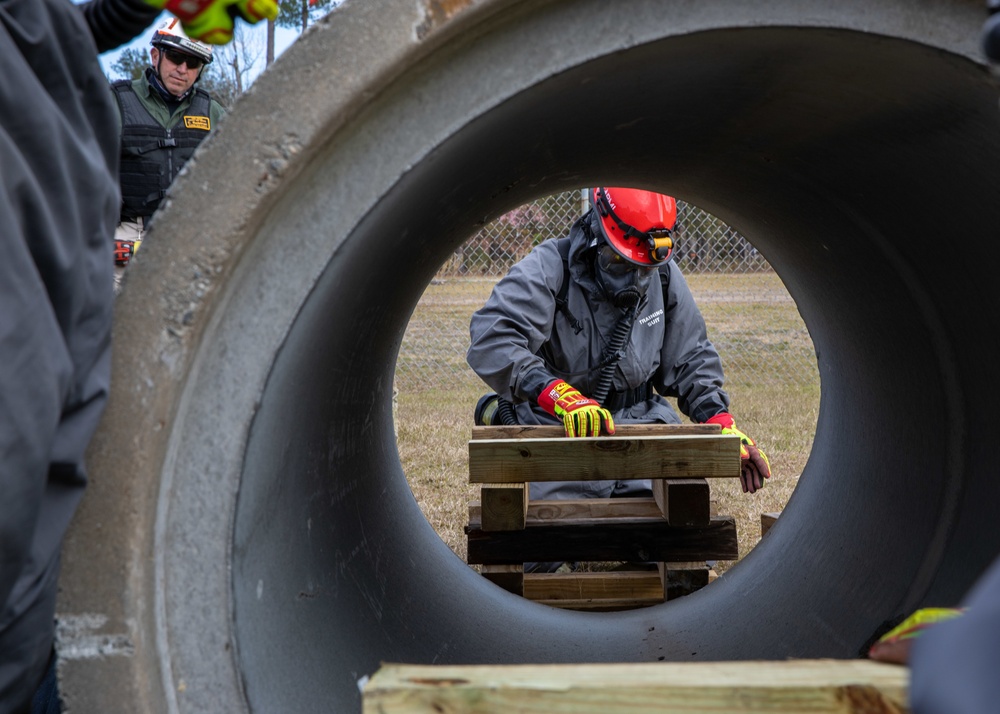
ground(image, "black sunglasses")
xmin=162 ymin=48 xmax=204 ymax=70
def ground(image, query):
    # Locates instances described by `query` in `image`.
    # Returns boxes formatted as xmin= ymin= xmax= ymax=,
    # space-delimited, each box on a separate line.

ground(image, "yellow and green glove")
xmin=144 ymin=0 xmax=280 ymax=44
xmin=705 ymin=412 xmax=771 ymax=493
xmin=538 ymin=379 xmax=615 ymax=438
xmin=868 ymin=607 xmax=966 ymax=664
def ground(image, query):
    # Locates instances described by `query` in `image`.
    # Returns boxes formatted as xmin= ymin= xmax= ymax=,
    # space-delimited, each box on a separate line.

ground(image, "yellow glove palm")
xmin=146 ymin=0 xmax=279 ymax=44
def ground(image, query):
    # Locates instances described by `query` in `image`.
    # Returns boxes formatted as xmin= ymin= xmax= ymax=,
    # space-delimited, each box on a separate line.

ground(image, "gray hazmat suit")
xmin=467 ymin=209 xmax=730 ymax=501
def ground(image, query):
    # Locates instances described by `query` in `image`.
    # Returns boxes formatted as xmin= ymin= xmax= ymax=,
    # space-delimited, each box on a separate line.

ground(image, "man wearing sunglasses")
xmin=110 ymin=17 xmax=227 ymax=294
xmin=468 ymin=187 xmax=771 ymax=530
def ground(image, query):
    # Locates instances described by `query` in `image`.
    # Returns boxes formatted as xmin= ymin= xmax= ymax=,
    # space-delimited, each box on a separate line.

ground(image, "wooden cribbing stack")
xmin=466 ymin=423 xmax=743 ymax=611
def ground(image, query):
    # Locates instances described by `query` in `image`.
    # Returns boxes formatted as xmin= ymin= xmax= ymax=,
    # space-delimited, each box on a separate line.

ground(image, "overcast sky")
xmin=86 ymin=7 xmax=302 ymax=82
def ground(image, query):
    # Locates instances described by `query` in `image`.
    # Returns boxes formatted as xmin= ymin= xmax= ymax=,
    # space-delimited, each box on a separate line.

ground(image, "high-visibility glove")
xmin=537 ymin=379 xmax=615 ymax=438
xmin=144 ymin=0 xmax=280 ymax=44
xmin=868 ymin=607 xmax=966 ymax=665
xmin=114 ymin=239 xmax=140 ymax=266
xmin=705 ymin=412 xmax=771 ymax=494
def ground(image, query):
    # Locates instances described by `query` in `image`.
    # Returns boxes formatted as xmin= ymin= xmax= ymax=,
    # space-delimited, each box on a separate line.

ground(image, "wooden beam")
xmin=652 ymin=478 xmax=711 ymax=527
xmin=480 ymin=483 xmax=529 ymax=531
xmin=658 ymin=561 xmax=711 ymax=600
xmin=469 ymin=434 xmax=741 ymax=483
xmin=761 ymin=511 xmax=781 ymax=539
xmin=470 ymin=497 xmax=668 ymax=528
xmin=466 ymin=516 xmax=738 ymax=565
xmin=528 ymin=596 xmax=663 ymax=612
xmin=523 ymin=571 xmax=664 ymax=603
xmin=471 ymin=423 xmax=721 ymax=440
xmin=363 ymin=660 xmax=910 ymax=714
xmin=481 ymin=564 xmax=523 ymax=595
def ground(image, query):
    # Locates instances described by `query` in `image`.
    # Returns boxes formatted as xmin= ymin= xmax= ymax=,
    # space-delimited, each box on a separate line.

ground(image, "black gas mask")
xmin=594 ymin=241 xmax=657 ymax=310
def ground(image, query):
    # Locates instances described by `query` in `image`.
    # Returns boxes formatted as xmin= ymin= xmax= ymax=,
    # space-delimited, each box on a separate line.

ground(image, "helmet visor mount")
xmin=594 ymin=187 xmax=675 ymax=266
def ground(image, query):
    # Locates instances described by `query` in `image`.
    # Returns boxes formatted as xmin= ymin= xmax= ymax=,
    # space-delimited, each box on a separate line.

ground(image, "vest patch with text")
xmin=184 ymin=115 xmax=211 ymax=131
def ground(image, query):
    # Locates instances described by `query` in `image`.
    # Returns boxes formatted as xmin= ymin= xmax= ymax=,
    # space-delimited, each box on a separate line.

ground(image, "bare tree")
xmin=267 ymin=18 xmax=275 ymax=66
xmin=276 ymin=0 xmax=342 ymax=33
xmin=200 ymin=25 xmax=264 ymax=108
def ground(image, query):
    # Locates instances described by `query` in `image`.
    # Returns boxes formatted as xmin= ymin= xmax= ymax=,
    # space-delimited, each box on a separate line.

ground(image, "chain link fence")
xmin=396 ymin=189 xmax=817 ymax=400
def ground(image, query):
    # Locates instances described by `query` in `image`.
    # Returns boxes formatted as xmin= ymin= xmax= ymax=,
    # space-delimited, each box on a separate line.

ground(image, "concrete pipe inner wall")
xmin=58 ymin=0 xmax=1000 ymax=712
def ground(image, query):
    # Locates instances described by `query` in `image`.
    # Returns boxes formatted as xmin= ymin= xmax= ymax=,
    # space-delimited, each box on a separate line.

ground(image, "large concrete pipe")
xmin=58 ymin=0 xmax=1000 ymax=711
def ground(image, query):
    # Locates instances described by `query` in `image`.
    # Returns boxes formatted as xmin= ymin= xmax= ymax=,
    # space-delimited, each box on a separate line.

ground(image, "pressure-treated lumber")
xmin=467 ymin=516 xmax=738 ymax=565
xmin=524 ymin=571 xmax=663 ymax=600
xmin=470 ymin=497 xmax=670 ymax=528
xmin=469 ymin=434 xmax=741 ymax=483
xmin=481 ymin=564 xmax=524 ymax=595
xmin=659 ymin=561 xmax=711 ymax=600
xmin=652 ymin=478 xmax=711 ymax=526
xmin=471 ymin=423 xmax=721 ymax=440
xmin=485 ymin=567 xmax=711 ymax=609
xmin=480 ymin=483 xmax=529 ymax=531
xmin=762 ymin=511 xmax=781 ymax=538
xmin=362 ymin=660 xmax=910 ymax=713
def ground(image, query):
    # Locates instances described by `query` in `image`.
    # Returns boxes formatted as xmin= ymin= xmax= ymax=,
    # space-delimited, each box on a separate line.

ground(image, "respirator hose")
xmin=496 ymin=396 xmax=518 ymax=425
xmin=591 ymin=303 xmax=639 ymax=407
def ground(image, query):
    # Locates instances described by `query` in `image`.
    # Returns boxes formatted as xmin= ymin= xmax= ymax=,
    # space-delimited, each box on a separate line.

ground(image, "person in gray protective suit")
xmin=467 ymin=187 xmax=772 ymax=508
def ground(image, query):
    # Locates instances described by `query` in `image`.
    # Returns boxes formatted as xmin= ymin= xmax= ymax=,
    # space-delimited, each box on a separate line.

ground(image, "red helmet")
xmin=592 ymin=187 xmax=677 ymax=266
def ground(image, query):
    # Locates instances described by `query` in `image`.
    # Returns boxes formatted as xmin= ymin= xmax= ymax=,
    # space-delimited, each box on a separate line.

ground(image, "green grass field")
xmin=396 ymin=272 xmax=819 ymax=574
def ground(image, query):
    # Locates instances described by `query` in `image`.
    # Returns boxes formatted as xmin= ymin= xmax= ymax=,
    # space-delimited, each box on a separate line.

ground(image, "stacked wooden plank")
xmin=466 ymin=424 xmax=742 ymax=610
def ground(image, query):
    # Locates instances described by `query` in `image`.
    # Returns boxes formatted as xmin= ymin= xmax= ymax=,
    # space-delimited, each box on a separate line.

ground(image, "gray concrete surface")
xmin=56 ymin=0 xmax=1000 ymax=711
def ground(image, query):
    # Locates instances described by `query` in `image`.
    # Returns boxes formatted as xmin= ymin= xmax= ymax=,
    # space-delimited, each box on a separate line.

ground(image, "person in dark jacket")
xmin=111 ymin=17 xmax=227 ymax=294
xmin=0 ymin=1 xmax=274 ymax=711
xmin=467 ymin=187 xmax=771 ymax=506
xmin=893 ymin=9 xmax=1000 ymax=713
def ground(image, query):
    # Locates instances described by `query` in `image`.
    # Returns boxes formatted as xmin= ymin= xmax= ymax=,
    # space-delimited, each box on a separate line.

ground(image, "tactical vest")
xmin=112 ymin=80 xmax=213 ymax=220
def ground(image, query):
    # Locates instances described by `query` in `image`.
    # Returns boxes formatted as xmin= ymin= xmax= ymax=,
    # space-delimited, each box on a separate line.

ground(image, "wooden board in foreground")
xmin=469 ymin=434 xmax=741 ymax=483
xmin=363 ymin=660 xmax=910 ymax=713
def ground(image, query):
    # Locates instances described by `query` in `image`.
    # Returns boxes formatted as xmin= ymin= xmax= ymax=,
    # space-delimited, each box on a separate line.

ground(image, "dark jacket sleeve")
xmin=0 ymin=1 xmax=119 ymax=708
xmin=467 ymin=240 xmax=564 ymax=403
xmin=77 ymin=0 xmax=161 ymax=53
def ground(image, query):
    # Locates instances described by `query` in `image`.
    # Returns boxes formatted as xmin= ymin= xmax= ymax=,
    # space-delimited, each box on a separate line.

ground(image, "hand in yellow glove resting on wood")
xmin=538 ymin=379 xmax=615 ymax=438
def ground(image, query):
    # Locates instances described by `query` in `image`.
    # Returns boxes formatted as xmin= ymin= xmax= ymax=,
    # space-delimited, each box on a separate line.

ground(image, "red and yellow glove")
xmin=145 ymin=0 xmax=280 ymax=44
xmin=868 ymin=607 xmax=966 ymax=664
xmin=705 ymin=412 xmax=771 ymax=493
xmin=538 ymin=379 xmax=615 ymax=438
xmin=114 ymin=239 xmax=141 ymax=266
